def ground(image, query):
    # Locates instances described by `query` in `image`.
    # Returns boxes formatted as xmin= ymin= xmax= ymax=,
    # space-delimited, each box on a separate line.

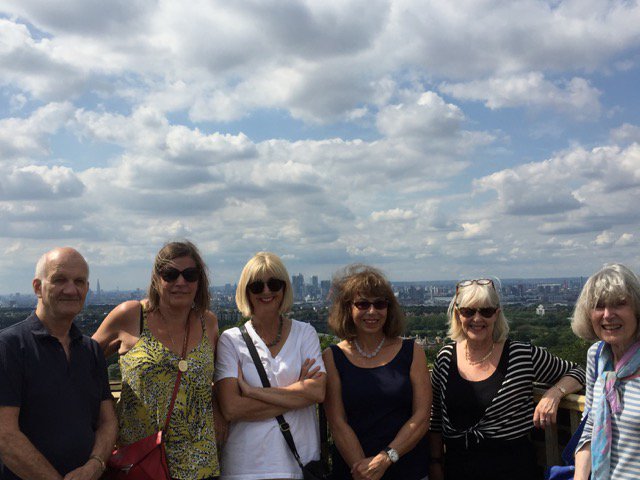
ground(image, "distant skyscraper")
xmin=292 ymin=274 xmax=305 ymax=301
xmin=320 ymin=280 xmax=331 ymax=300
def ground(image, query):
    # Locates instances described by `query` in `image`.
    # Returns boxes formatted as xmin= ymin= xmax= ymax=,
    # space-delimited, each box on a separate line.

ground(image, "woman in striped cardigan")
xmin=572 ymin=264 xmax=640 ymax=480
xmin=429 ymin=279 xmax=585 ymax=480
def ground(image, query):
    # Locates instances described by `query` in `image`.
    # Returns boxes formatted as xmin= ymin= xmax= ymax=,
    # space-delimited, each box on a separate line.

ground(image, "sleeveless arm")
xmin=322 ymin=347 xmax=368 ymax=478
xmin=92 ymin=300 xmax=142 ymax=358
xmin=353 ymin=341 xmax=432 ymax=480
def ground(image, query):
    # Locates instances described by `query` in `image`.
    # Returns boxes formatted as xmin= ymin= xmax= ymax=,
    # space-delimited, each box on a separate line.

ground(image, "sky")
xmin=1 ymin=0 xmax=640 ymax=293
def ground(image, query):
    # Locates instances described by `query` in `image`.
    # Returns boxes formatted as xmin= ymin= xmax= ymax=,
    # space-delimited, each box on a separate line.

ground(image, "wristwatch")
xmin=384 ymin=447 xmax=399 ymax=463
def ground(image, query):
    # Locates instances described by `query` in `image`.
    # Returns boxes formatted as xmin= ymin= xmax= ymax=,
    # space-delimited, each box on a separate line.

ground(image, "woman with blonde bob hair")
xmin=571 ymin=264 xmax=640 ymax=480
xmin=323 ymin=264 xmax=431 ymax=480
xmin=215 ymin=252 xmax=326 ymax=480
xmin=430 ymin=279 xmax=585 ymax=480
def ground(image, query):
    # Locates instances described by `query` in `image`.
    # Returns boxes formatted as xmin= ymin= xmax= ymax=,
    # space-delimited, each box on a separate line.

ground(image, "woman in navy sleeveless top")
xmin=323 ymin=264 xmax=431 ymax=480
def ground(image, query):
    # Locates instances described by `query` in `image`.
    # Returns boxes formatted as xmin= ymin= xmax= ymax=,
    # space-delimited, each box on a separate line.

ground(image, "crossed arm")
xmin=0 ymin=399 xmax=117 ymax=480
xmin=215 ymin=358 xmax=326 ymax=422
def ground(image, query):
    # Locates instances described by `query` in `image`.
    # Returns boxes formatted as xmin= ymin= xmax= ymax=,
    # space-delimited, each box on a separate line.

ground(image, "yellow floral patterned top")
xmin=117 ymin=305 xmax=219 ymax=480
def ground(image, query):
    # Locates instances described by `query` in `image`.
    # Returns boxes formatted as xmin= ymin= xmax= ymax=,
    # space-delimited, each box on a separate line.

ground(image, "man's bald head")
xmin=35 ymin=247 xmax=90 ymax=281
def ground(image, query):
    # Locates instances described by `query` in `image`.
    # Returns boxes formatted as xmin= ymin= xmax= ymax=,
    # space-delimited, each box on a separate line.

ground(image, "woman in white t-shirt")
xmin=215 ymin=252 xmax=326 ymax=480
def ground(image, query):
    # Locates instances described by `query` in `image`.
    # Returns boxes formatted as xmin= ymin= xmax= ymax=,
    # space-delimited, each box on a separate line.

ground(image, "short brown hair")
xmin=328 ymin=264 xmax=405 ymax=340
xmin=148 ymin=240 xmax=211 ymax=313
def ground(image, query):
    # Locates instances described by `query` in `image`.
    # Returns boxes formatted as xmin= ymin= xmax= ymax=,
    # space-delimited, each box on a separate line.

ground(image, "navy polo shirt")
xmin=0 ymin=313 xmax=112 ymax=479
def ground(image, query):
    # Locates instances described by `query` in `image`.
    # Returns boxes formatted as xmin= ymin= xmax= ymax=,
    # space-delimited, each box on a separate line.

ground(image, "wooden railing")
xmin=532 ymin=385 xmax=585 ymax=469
xmin=109 ymin=382 xmax=585 ymax=472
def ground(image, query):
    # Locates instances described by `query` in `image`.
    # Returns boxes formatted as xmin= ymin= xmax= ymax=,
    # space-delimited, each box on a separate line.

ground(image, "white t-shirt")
xmin=214 ymin=319 xmax=326 ymax=480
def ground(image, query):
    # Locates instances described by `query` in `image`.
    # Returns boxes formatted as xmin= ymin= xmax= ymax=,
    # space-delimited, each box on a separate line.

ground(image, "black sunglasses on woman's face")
xmin=247 ymin=278 xmax=286 ymax=295
xmin=456 ymin=306 xmax=498 ymax=318
xmin=352 ymin=299 xmax=389 ymax=311
xmin=159 ymin=267 xmax=199 ymax=283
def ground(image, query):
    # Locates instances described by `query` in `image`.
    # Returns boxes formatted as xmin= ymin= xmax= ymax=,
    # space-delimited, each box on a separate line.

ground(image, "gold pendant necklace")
xmin=465 ymin=341 xmax=495 ymax=366
xmin=159 ymin=308 xmax=190 ymax=372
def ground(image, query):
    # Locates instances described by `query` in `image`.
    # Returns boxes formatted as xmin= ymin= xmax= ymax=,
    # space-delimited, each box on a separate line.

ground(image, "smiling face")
xmin=34 ymin=248 xmax=89 ymax=323
xmin=158 ymin=255 xmax=199 ymax=309
xmin=590 ymin=298 xmax=638 ymax=356
xmin=247 ymin=274 xmax=285 ymax=318
xmin=351 ymin=295 xmax=388 ymax=336
xmin=457 ymin=303 xmax=499 ymax=344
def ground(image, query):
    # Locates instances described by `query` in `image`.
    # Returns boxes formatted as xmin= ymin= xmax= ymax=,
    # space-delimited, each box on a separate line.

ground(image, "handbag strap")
xmin=240 ymin=324 xmax=305 ymax=469
xmin=162 ymin=309 xmax=192 ymax=433
xmin=560 ymin=340 xmax=605 ymax=464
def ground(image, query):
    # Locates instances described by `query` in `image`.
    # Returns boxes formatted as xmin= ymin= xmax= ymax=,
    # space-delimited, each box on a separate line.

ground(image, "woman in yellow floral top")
xmin=93 ymin=240 xmax=222 ymax=480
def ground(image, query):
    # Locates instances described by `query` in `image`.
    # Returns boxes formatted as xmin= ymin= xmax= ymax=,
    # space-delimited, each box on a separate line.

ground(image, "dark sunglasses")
xmin=457 ymin=306 xmax=498 ymax=318
xmin=247 ymin=278 xmax=286 ymax=294
xmin=352 ymin=299 xmax=389 ymax=311
xmin=159 ymin=267 xmax=199 ymax=283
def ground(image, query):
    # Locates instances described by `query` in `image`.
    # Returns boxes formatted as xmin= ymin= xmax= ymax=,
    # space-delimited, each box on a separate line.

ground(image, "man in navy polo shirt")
xmin=0 ymin=247 xmax=117 ymax=480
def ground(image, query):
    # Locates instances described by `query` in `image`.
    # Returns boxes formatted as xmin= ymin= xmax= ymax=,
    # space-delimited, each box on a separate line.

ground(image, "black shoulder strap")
xmin=239 ymin=324 xmax=304 ymax=469
xmin=139 ymin=302 xmax=144 ymax=335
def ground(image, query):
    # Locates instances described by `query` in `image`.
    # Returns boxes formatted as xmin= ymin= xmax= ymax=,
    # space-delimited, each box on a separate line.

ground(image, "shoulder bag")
xmin=240 ymin=324 xmax=328 ymax=480
xmin=545 ymin=341 xmax=604 ymax=480
xmin=107 ymin=309 xmax=192 ymax=480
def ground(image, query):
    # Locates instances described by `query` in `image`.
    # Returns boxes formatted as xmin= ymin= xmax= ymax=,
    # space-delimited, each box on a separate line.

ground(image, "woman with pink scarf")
xmin=572 ymin=264 xmax=640 ymax=480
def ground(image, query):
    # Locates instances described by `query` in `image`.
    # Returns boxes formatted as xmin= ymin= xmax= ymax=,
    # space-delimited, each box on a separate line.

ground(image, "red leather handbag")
xmin=107 ymin=315 xmax=191 ymax=480
xmin=107 ymin=431 xmax=170 ymax=480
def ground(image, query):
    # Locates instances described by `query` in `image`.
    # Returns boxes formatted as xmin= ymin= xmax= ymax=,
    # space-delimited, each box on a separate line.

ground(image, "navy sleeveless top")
xmin=330 ymin=339 xmax=429 ymax=479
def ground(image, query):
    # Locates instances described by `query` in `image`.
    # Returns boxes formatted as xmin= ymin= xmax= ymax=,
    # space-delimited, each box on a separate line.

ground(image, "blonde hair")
xmin=327 ymin=264 xmax=405 ymax=340
xmin=572 ymin=263 xmax=640 ymax=341
xmin=447 ymin=281 xmax=509 ymax=342
xmin=235 ymin=252 xmax=294 ymax=318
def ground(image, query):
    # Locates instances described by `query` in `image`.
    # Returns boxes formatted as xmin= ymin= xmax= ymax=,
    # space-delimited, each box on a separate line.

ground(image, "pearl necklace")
xmin=465 ymin=341 xmax=495 ymax=366
xmin=252 ymin=316 xmax=283 ymax=347
xmin=354 ymin=337 xmax=385 ymax=359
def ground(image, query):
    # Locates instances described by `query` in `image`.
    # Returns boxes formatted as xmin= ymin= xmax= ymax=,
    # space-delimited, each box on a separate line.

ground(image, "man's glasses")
xmin=352 ymin=299 xmax=389 ymax=311
xmin=247 ymin=278 xmax=286 ymax=295
xmin=457 ymin=307 xmax=498 ymax=318
xmin=159 ymin=267 xmax=199 ymax=283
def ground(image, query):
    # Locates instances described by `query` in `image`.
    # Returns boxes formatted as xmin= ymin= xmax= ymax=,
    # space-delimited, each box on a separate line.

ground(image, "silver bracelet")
xmin=89 ymin=455 xmax=106 ymax=472
xmin=553 ymin=384 xmax=567 ymax=396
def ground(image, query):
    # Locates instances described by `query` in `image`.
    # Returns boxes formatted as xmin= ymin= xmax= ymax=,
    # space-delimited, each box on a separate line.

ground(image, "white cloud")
xmin=611 ymin=124 xmax=640 ymax=144
xmin=0 ymin=102 xmax=74 ymax=160
xmin=446 ymin=220 xmax=492 ymax=240
xmin=439 ymin=73 xmax=602 ymax=119
xmin=1 ymin=0 xmax=640 ymax=290
xmin=616 ymin=233 xmax=635 ymax=247
xmin=370 ymin=208 xmax=416 ymax=222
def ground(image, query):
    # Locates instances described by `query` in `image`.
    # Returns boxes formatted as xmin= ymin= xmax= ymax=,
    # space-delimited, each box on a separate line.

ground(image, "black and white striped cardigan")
xmin=430 ymin=340 xmax=586 ymax=446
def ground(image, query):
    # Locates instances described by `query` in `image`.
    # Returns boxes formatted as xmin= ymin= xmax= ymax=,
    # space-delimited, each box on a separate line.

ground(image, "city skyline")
xmin=0 ymin=271 xmax=587 ymax=299
xmin=1 ymin=1 xmax=639 ymax=293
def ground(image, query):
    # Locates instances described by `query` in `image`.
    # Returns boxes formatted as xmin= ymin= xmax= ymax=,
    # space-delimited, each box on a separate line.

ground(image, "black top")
xmin=431 ymin=339 xmax=586 ymax=444
xmin=330 ymin=339 xmax=429 ymax=480
xmin=445 ymin=340 xmax=509 ymax=430
xmin=0 ymin=313 xmax=112 ymax=479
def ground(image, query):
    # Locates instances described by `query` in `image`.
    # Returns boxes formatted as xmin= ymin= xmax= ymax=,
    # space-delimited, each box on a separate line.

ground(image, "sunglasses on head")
xmin=159 ymin=266 xmax=199 ymax=283
xmin=456 ymin=306 xmax=498 ymax=318
xmin=352 ymin=299 xmax=389 ymax=311
xmin=247 ymin=278 xmax=286 ymax=295
xmin=456 ymin=278 xmax=494 ymax=292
